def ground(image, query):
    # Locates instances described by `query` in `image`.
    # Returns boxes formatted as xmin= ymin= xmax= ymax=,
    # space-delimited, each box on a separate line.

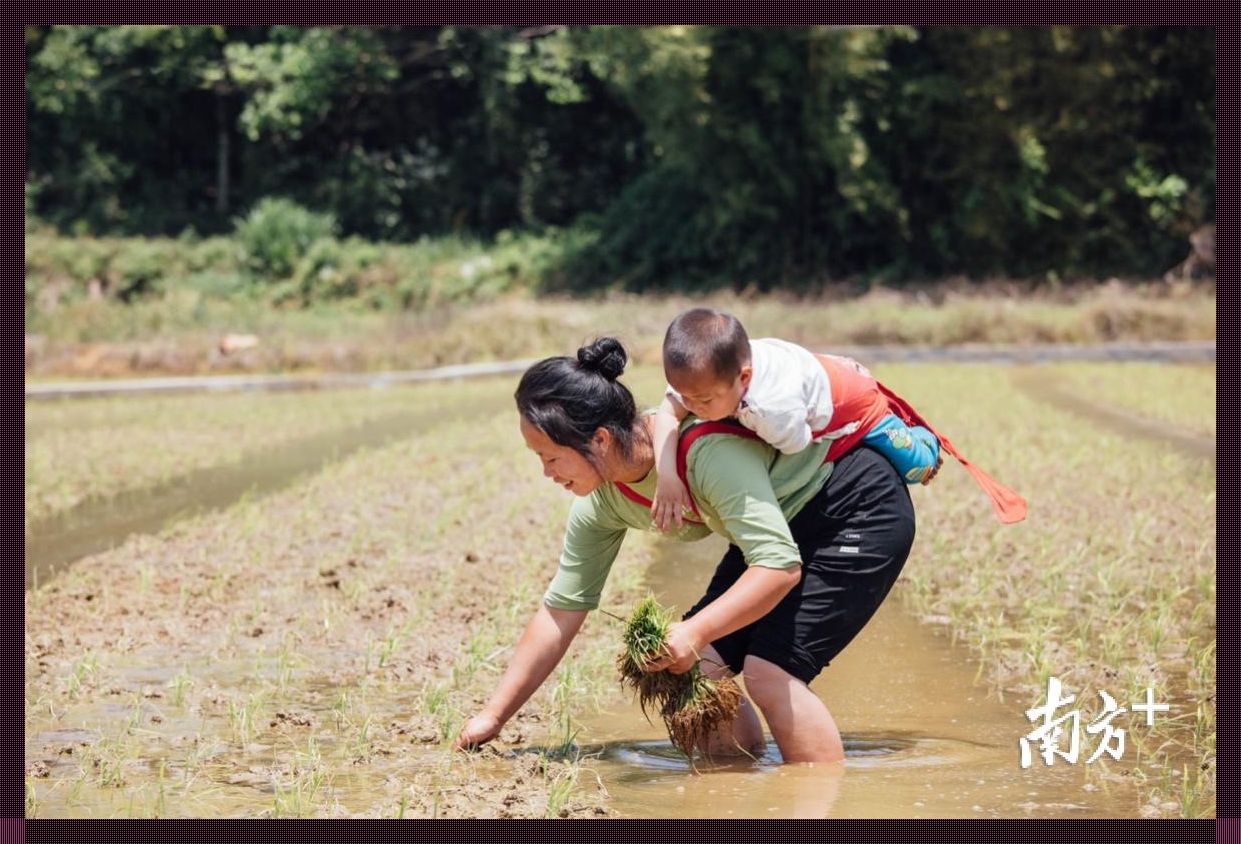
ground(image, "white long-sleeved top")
xmin=667 ymin=338 xmax=872 ymax=455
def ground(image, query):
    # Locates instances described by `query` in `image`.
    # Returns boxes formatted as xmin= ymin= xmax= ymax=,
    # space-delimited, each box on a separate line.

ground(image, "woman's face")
xmin=520 ymin=417 xmax=605 ymax=496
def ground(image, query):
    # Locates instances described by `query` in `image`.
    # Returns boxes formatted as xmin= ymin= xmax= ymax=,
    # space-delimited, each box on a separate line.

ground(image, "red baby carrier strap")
xmin=875 ymin=382 xmax=1028 ymax=525
xmin=674 ymin=422 xmax=763 ymax=520
xmin=612 ymin=479 xmax=665 ymax=514
xmin=613 ymin=421 xmax=762 ymax=524
xmin=813 ymin=354 xmax=891 ymax=464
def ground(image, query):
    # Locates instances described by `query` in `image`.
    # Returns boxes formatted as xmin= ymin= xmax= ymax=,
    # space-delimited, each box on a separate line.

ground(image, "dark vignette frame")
xmin=6 ymin=8 xmax=1230 ymax=844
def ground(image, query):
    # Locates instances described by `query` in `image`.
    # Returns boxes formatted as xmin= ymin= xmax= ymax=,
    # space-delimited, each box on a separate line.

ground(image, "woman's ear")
xmin=592 ymin=427 xmax=614 ymax=457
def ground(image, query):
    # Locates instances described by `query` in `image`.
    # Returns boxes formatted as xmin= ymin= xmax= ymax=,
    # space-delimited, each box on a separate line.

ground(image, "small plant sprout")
xmin=352 ymin=714 xmax=373 ymax=759
xmin=167 ymin=667 xmax=193 ymax=708
xmin=275 ymin=639 xmax=297 ymax=692
xmin=65 ymin=651 xmax=100 ymax=698
xmin=378 ymin=623 xmax=404 ymax=669
xmin=137 ymin=564 xmax=154 ymax=595
xmin=226 ymin=693 xmax=265 ymax=747
xmin=153 ymin=759 xmax=167 ymax=818
xmin=273 ymin=736 xmax=329 ymax=818
xmin=542 ymin=757 xmax=580 ymax=819
xmin=549 ymin=663 xmax=582 ymax=756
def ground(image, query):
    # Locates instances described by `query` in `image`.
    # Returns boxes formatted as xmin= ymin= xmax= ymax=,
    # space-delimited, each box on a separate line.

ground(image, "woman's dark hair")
xmin=515 ymin=337 xmax=646 ymax=469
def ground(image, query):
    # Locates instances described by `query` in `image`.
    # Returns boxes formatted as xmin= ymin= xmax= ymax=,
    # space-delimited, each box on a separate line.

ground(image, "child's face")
xmin=669 ymin=366 xmax=752 ymax=421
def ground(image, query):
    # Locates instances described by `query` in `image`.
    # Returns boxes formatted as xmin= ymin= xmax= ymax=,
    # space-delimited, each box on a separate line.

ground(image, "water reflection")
xmin=577 ymin=534 xmax=1145 ymax=817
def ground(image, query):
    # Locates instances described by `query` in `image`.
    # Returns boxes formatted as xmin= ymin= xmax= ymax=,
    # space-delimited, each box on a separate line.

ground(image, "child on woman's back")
xmin=651 ymin=308 xmax=1025 ymax=531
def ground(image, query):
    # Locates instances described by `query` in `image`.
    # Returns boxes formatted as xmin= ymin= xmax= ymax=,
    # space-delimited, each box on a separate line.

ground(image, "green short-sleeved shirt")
xmin=543 ymin=422 xmax=834 ymax=611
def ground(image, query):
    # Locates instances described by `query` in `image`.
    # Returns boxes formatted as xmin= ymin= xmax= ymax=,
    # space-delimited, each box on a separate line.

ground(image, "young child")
xmin=650 ymin=307 xmax=1026 ymax=531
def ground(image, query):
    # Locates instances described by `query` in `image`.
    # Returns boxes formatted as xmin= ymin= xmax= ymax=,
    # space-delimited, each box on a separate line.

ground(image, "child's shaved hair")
xmin=663 ymin=308 xmax=751 ymax=381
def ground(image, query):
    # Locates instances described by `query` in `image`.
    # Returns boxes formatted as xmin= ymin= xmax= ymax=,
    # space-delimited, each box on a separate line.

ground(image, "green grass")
xmin=1053 ymin=362 xmax=1216 ymax=438
xmin=881 ymin=361 xmax=1215 ymax=817
xmin=26 ymin=280 xmax=1215 ymax=383
xmin=24 ymin=377 xmax=506 ymax=525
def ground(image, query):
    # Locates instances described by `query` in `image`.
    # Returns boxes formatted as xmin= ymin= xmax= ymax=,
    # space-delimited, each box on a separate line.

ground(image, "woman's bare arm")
xmin=455 ymin=603 xmax=588 ymax=748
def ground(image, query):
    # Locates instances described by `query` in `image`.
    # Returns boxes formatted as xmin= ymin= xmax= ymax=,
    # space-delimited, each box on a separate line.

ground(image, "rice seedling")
xmin=331 ymin=690 xmax=353 ymax=730
xmin=125 ymin=702 xmax=145 ymax=734
xmin=547 ymin=662 xmax=586 ymax=758
xmin=615 ymin=595 xmax=683 ymax=718
xmin=274 ymin=639 xmax=300 ymax=693
xmin=64 ymin=651 xmax=100 ymax=699
xmin=663 ymin=670 xmax=744 ymax=757
xmin=86 ymin=737 xmax=128 ymax=788
xmin=151 ymin=760 xmax=167 ymax=818
xmin=137 ymin=564 xmax=154 ymax=595
xmin=421 ymin=682 xmax=461 ymax=742
xmin=614 ymin=595 xmax=744 ymax=757
xmin=377 ymin=623 xmax=405 ymax=670
xmin=273 ymin=736 xmax=329 ymax=818
xmin=226 ymin=693 xmax=266 ymax=747
xmin=166 ymin=667 xmax=193 ymax=707
xmin=451 ymin=629 xmax=502 ymax=686
xmin=351 ymin=715 xmax=373 ymax=759
xmin=542 ymin=757 xmax=581 ymax=819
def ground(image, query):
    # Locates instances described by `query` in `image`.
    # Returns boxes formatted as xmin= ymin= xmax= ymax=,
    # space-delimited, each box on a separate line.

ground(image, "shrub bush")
xmin=234 ymin=197 xmax=338 ymax=280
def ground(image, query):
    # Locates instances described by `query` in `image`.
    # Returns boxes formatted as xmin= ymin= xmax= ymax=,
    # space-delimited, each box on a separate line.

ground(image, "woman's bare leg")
xmin=695 ymin=645 xmax=765 ymax=756
xmin=742 ymin=655 xmax=844 ymax=763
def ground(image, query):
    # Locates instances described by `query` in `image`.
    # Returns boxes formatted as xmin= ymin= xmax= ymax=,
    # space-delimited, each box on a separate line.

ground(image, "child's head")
xmin=662 ymin=308 xmax=753 ymax=421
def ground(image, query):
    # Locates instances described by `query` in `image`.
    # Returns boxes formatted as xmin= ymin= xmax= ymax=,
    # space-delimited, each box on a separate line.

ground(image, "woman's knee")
xmin=698 ymin=644 xmax=734 ymax=680
xmin=740 ymin=655 xmax=802 ymax=710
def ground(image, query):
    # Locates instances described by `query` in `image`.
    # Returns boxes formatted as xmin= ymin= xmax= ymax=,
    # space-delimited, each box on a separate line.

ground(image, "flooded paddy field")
xmin=25 ymin=362 xmax=1215 ymax=818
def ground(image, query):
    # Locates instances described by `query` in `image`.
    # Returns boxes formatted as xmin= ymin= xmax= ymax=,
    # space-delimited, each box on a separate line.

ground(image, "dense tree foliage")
xmin=26 ymin=26 xmax=1214 ymax=289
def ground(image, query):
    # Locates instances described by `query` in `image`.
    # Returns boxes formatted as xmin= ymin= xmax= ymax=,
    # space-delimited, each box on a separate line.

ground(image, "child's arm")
xmin=651 ymin=393 xmax=692 ymax=532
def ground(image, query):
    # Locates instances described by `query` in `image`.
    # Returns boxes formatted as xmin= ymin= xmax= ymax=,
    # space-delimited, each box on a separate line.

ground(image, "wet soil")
xmin=24 ymin=362 xmax=1210 ymax=817
xmin=25 ymin=403 xmax=636 ymax=818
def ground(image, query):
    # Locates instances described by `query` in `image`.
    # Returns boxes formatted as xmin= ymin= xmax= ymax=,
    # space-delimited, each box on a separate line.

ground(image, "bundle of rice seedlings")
xmin=616 ymin=595 xmax=683 ymax=719
xmin=663 ymin=669 xmax=743 ymax=757
xmin=614 ymin=594 xmax=744 ymax=757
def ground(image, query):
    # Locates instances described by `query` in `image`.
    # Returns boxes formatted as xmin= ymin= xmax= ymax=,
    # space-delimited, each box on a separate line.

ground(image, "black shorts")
xmin=683 ymin=445 xmax=916 ymax=685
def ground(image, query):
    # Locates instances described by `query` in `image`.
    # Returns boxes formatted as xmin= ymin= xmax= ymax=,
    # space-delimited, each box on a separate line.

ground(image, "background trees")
xmin=26 ymin=25 xmax=1215 ymax=289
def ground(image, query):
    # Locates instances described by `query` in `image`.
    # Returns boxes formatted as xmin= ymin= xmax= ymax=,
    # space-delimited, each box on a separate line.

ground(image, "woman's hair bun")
xmin=577 ymin=337 xmax=627 ymax=381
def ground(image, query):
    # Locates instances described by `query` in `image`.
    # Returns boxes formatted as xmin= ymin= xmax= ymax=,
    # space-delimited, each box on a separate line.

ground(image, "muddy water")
xmin=576 ymin=536 xmax=1144 ymax=818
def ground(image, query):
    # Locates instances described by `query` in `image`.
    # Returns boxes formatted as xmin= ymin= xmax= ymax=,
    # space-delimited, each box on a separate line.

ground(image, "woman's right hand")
xmin=453 ymin=712 xmax=503 ymax=751
xmin=652 ymin=476 xmax=692 ymax=532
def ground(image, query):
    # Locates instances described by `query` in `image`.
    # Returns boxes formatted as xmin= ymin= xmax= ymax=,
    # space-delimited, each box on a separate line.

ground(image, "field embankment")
xmin=25 ymin=229 xmax=1214 ymax=379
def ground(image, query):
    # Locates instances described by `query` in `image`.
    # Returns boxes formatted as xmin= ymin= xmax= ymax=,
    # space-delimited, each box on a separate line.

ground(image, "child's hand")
xmin=651 ymin=475 xmax=693 ymax=532
xmin=920 ymin=453 xmax=944 ymax=485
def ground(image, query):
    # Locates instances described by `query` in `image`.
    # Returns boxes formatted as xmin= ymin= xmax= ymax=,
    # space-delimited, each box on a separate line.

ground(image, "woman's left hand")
xmin=644 ymin=621 xmax=704 ymax=675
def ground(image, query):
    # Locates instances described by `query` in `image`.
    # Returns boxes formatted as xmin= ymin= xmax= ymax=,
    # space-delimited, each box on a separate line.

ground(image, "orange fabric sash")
xmin=813 ymin=354 xmax=1027 ymax=524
